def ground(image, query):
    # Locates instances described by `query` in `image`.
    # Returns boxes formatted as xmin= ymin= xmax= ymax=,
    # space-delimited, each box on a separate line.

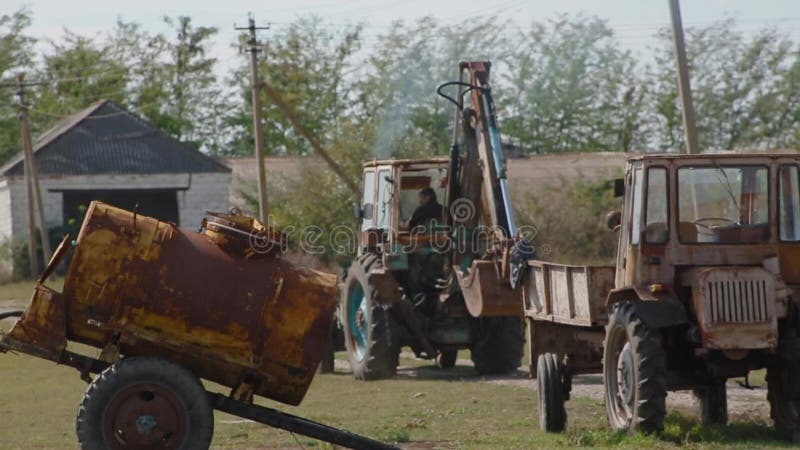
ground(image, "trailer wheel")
xmin=471 ymin=316 xmax=524 ymax=375
xmin=695 ymin=382 xmax=728 ymax=426
xmin=436 ymin=350 xmax=458 ymax=369
xmin=341 ymin=255 xmax=399 ymax=380
xmin=76 ymin=357 xmax=213 ymax=450
xmin=767 ymin=361 xmax=800 ymax=441
xmin=603 ymin=301 xmax=666 ymax=434
xmin=537 ymin=353 xmax=567 ymax=432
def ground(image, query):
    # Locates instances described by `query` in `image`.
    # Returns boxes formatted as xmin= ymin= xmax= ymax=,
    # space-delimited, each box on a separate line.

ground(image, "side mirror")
xmin=606 ymin=210 xmax=622 ymax=231
xmin=613 ymin=178 xmax=625 ymax=198
xmin=352 ymin=202 xmax=363 ymax=220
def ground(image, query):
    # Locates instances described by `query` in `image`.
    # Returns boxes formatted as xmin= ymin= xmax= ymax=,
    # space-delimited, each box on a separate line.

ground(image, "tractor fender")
xmin=606 ymin=286 xmax=688 ymax=329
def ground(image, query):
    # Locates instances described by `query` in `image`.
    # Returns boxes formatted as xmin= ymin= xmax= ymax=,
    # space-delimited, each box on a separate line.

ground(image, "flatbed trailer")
xmin=522 ymin=260 xmax=613 ymax=431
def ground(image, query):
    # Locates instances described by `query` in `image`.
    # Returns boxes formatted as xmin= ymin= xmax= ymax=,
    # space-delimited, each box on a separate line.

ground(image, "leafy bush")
xmin=0 ymin=207 xmax=83 ymax=282
xmin=515 ymin=175 xmax=622 ymax=265
xmin=0 ymin=237 xmax=32 ymax=281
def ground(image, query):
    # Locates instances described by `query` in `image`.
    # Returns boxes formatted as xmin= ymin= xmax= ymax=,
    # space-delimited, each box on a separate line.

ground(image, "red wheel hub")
xmin=103 ymin=382 xmax=188 ymax=449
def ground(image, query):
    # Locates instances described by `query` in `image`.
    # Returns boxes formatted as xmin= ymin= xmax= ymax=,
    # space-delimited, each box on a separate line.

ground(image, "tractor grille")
xmin=691 ymin=266 xmax=777 ymax=349
xmin=707 ymin=279 xmax=769 ymax=324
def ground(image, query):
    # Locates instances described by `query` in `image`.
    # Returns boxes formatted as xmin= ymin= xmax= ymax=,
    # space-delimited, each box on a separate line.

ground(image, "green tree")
xmin=26 ymin=17 xmax=220 ymax=153
xmin=225 ymin=16 xmax=362 ymax=157
xmin=500 ymin=15 xmax=645 ymax=154
xmin=515 ymin=175 xmax=622 ymax=265
xmin=0 ymin=7 xmax=35 ymax=164
xmin=361 ymin=16 xmax=506 ymax=159
xmin=130 ymin=16 xmax=221 ymax=150
xmin=31 ymin=30 xmax=130 ymax=132
xmin=648 ymin=19 xmax=797 ymax=151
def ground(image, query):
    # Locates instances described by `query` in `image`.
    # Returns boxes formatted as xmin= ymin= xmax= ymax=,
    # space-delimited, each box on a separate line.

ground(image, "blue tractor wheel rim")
xmin=347 ymin=282 xmax=368 ymax=362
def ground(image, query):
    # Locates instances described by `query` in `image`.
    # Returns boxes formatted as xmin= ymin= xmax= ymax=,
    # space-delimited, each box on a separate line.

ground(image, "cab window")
xmin=779 ymin=165 xmax=800 ymax=241
xmin=399 ymin=167 xmax=448 ymax=230
xmin=630 ymin=166 xmax=644 ymax=245
xmin=678 ymin=165 xmax=769 ymax=243
xmin=360 ymin=170 xmax=375 ymax=231
xmin=376 ymin=168 xmax=392 ymax=230
xmin=645 ymin=167 xmax=668 ymax=244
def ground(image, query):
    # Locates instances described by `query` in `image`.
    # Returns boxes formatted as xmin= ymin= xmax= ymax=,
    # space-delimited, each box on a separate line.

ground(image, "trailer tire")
xmin=342 ymin=255 xmax=400 ymax=380
xmin=603 ymin=301 xmax=667 ymax=434
xmin=767 ymin=361 xmax=800 ymax=441
xmin=537 ymin=353 xmax=567 ymax=432
xmin=695 ymin=382 xmax=728 ymax=426
xmin=471 ymin=316 xmax=523 ymax=375
xmin=76 ymin=356 xmax=213 ymax=450
xmin=436 ymin=349 xmax=458 ymax=369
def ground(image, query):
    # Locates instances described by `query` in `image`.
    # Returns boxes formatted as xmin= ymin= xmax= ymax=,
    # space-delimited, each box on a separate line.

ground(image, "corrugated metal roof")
xmin=1 ymin=100 xmax=230 ymax=176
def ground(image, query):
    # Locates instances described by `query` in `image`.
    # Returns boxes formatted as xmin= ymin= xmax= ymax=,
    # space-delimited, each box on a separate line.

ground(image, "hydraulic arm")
xmin=438 ymin=61 xmax=531 ymax=316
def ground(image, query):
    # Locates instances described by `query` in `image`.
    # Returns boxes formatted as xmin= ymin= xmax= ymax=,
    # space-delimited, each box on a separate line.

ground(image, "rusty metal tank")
xmin=4 ymin=201 xmax=337 ymax=406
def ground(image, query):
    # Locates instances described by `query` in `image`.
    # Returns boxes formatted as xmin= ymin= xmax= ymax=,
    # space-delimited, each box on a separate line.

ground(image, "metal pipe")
xmin=209 ymin=392 xmax=399 ymax=450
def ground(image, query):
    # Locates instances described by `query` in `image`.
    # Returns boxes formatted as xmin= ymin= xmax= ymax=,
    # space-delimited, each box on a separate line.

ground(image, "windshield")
xmin=678 ymin=165 xmax=769 ymax=243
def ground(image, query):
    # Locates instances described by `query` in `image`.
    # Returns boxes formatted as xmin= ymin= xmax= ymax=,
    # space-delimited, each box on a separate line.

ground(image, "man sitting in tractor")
xmin=406 ymin=187 xmax=443 ymax=232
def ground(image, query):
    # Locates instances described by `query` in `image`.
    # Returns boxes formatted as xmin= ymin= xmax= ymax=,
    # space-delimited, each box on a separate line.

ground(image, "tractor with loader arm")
xmin=526 ymin=152 xmax=800 ymax=438
xmin=331 ymin=61 xmax=533 ymax=380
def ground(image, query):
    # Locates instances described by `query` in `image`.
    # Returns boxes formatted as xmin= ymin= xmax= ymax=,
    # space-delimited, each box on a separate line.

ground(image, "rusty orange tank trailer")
xmin=0 ymin=201 xmax=396 ymax=450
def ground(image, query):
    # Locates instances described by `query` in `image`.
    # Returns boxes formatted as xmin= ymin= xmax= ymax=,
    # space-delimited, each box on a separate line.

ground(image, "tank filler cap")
xmin=202 ymin=210 xmax=282 ymax=259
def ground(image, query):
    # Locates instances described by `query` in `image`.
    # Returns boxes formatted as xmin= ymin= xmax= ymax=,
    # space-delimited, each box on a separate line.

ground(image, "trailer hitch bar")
xmin=208 ymin=392 xmax=399 ymax=450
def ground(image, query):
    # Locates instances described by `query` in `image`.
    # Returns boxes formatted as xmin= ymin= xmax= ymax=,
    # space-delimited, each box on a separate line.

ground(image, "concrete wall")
xmin=0 ymin=179 xmax=11 ymax=240
xmin=225 ymin=156 xmax=306 ymax=210
xmin=0 ymin=180 xmax=11 ymax=281
xmin=4 ymin=175 xmax=62 ymax=241
xmin=225 ymin=153 xmax=629 ymax=207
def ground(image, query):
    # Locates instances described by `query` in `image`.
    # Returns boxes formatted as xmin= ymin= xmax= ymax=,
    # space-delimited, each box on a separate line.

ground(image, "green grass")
xmin=0 ymin=348 xmax=790 ymax=449
xmin=0 ymin=279 xmax=791 ymax=449
xmin=0 ymin=277 xmax=63 ymax=310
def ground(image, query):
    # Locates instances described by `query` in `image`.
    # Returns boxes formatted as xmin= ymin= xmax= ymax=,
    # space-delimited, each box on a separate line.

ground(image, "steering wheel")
xmin=692 ymin=217 xmax=738 ymax=230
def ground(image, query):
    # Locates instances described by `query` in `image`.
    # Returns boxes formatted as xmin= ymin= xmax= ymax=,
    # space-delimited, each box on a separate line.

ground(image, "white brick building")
xmin=0 ymin=100 xmax=230 ymax=275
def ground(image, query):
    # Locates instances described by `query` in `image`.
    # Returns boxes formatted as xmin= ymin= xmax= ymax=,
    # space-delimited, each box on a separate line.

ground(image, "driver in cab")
xmin=403 ymin=187 xmax=443 ymax=233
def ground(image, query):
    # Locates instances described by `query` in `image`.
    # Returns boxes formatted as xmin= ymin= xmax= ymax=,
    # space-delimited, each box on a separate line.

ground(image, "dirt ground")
xmin=339 ymin=352 xmax=771 ymax=424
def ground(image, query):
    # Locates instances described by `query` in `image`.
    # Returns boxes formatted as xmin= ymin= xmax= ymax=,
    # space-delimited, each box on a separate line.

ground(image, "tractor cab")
xmin=357 ymin=157 xmax=450 ymax=256
xmin=613 ymin=152 xmax=800 ymax=351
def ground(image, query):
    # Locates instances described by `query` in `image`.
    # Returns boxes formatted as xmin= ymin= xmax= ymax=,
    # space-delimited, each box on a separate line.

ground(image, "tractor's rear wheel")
xmin=603 ymin=301 xmax=667 ymax=434
xmin=471 ymin=316 xmax=524 ymax=375
xmin=537 ymin=353 xmax=567 ymax=432
xmin=76 ymin=357 xmax=213 ymax=450
xmin=767 ymin=361 xmax=800 ymax=441
xmin=695 ymin=382 xmax=728 ymax=426
xmin=341 ymin=255 xmax=400 ymax=380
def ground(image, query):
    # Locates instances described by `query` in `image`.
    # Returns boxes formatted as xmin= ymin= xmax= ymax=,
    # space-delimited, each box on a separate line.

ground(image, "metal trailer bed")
xmin=522 ymin=260 xmax=614 ymax=431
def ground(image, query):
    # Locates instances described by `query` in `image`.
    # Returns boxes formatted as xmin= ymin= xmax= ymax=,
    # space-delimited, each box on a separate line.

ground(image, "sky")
xmin=10 ymin=0 xmax=800 ymax=78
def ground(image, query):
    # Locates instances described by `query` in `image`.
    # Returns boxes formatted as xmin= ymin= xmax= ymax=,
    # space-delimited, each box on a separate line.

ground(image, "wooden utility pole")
xmin=668 ymin=0 xmax=699 ymax=154
xmin=236 ymin=15 xmax=270 ymax=222
xmin=15 ymin=74 xmax=51 ymax=273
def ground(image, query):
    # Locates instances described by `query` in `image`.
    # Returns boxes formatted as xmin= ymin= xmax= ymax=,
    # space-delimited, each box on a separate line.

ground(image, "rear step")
xmin=208 ymin=392 xmax=399 ymax=450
